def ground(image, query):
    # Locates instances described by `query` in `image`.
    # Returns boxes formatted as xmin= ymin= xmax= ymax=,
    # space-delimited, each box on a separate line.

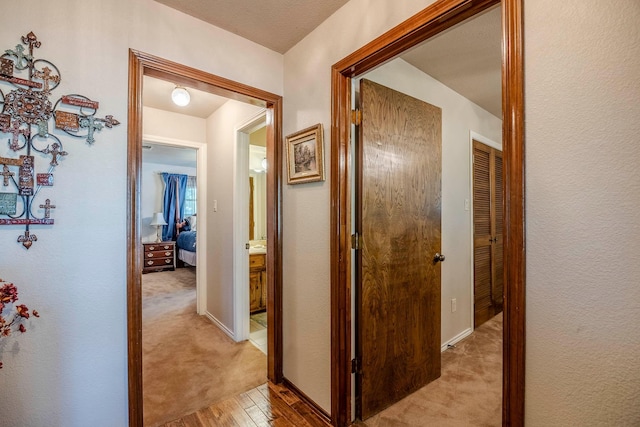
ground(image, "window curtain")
xmin=184 ymin=175 xmax=197 ymax=216
xmin=161 ymin=173 xmax=188 ymax=241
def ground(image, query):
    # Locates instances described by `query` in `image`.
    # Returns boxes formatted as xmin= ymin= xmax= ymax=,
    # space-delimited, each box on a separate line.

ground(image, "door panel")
xmin=473 ymin=140 xmax=503 ymax=327
xmin=357 ymin=79 xmax=442 ymax=420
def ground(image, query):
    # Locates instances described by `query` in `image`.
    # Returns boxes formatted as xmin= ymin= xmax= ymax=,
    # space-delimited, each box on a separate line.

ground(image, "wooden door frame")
xmin=330 ymin=0 xmax=524 ymax=425
xmin=127 ymin=50 xmax=283 ymax=426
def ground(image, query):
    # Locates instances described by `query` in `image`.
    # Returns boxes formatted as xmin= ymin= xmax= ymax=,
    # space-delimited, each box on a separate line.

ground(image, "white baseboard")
xmin=205 ymin=311 xmax=235 ymax=341
xmin=441 ymin=327 xmax=473 ymax=352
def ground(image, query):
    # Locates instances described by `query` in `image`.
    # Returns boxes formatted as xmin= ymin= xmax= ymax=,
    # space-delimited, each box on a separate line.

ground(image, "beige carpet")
xmin=362 ymin=313 xmax=503 ymax=426
xmin=142 ymin=268 xmax=267 ymax=427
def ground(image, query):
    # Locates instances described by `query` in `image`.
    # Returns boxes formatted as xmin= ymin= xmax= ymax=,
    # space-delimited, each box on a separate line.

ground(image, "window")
xmin=184 ymin=175 xmax=197 ymax=216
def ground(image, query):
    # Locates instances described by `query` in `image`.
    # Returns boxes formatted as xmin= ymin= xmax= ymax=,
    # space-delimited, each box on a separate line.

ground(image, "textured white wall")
xmin=205 ymin=100 xmax=263 ymax=330
xmin=363 ymin=58 xmax=502 ymax=346
xmin=282 ymin=0 xmax=439 ymax=412
xmin=0 ymin=0 xmax=282 ymax=425
xmin=525 ymin=0 xmax=640 ymax=425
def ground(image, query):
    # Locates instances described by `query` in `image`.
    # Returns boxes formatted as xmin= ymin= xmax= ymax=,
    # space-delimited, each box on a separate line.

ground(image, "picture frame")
xmin=286 ymin=123 xmax=325 ymax=184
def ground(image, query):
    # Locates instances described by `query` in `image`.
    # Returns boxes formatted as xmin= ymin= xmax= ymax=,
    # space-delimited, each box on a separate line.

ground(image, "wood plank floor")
xmin=158 ymin=382 xmax=331 ymax=427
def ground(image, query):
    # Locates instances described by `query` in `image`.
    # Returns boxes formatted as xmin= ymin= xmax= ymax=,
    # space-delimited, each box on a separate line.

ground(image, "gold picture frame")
xmin=286 ymin=123 xmax=325 ymax=184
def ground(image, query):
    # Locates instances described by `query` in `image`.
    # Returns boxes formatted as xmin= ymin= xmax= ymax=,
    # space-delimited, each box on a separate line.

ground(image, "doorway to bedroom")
xmin=128 ymin=53 xmax=284 ymax=426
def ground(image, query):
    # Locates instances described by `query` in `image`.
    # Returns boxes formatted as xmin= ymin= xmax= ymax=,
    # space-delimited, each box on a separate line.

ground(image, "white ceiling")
xmin=150 ymin=1 xmax=502 ymax=119
xmin=143 ymin=75 xmax=229 ymax=119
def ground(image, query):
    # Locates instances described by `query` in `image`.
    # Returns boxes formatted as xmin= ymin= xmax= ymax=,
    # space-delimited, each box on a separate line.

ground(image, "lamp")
xmin=149 ymin=212 xmax=168 ymax=243
xmin=171 ymin=86 xmax=190 ymax=106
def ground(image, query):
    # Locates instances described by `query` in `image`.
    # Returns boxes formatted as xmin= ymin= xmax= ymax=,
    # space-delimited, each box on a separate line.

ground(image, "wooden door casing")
xmin=473 ymin=140 xmax=503 ymax=327
xmin=357 ymin=79 xmax=442 ymax=420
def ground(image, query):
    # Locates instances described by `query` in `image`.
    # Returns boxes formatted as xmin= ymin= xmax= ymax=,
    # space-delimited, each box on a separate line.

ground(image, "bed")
xmin=176 ymin=215 xmax=197 ymax=266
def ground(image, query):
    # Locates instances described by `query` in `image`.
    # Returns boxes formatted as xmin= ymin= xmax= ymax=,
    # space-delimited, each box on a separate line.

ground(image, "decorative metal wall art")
xmin=0 ymin=31 xmax=120 ymax=249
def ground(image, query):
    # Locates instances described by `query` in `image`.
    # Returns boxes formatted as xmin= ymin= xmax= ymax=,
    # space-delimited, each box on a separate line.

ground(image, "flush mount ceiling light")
xmin=171 ymin=86 xmax=190 ymax=106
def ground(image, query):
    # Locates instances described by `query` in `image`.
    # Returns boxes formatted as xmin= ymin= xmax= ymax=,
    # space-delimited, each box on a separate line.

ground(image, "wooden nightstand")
xmin=142 ymin=241 xmax=176 ymax=273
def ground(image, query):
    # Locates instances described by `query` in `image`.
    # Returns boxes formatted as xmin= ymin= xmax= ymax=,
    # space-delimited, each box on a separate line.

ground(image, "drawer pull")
xmin=147 ymin=253 xmax=153 ymax=258
xmin=164 ymin=259 xmax=171 ymax=264
xmin=164 ymin=251 xmax=171 ymax=256
xmin=163 ymin=245 xmax=170 ymax=249
xmin=148 ymin=246 xmax=155 ymax=251
xmin=147 ymin=260 xmax=154 ymax=266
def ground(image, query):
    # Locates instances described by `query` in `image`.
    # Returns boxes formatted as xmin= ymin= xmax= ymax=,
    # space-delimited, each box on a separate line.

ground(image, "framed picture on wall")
xmin=286 ymin=123 xmax=325 ymax=184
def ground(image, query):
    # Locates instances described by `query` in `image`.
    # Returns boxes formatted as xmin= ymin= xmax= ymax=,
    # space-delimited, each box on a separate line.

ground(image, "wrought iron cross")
xmin=33 ymin=66 xmax=59 ymax=93
xmin=4 ymin=44 xmax=31 ymax=70
xmin=43 ymin=142 xmax=67 ymax=166
xmin=79 ymin=116 xmax=103 ymax=145
xmin=1 ymin=165 xmax=14 ymax=186
xmin=5 ymin=120 xmax=30 ymax=151
xmin=39 ymin=198 xmax=55 ymax=218
xmin=0 ymin=31 xmax=120 ymax=248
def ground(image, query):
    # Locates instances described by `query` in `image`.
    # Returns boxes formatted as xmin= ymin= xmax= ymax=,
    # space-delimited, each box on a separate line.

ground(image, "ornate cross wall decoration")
xmin=0 ymin=31 xmax=120 ymax=249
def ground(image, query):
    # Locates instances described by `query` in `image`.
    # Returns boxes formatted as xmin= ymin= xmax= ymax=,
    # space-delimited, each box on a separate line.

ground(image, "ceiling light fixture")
xmin=171 ymin=86 xmax=190 ymax=106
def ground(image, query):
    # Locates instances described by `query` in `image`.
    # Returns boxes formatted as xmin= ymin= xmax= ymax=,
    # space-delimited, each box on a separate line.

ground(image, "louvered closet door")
xmin=473 ymin=140 xmax=503 ymax=328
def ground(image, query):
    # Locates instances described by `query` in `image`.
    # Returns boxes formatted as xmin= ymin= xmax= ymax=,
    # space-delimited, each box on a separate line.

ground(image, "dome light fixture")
xmin=171 ymin=86 xmax=190 ymax=107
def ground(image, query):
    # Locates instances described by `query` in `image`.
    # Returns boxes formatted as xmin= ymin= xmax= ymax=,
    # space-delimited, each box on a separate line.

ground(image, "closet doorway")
xmin=472 ymin=137 xmax=504 ymax=328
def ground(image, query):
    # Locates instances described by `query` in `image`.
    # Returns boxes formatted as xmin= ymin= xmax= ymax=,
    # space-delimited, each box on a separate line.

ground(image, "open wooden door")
xmin=356 ymin=79 xmax=443 ymax=420
xmin=473 ymin=140 xmax=504 ymax=327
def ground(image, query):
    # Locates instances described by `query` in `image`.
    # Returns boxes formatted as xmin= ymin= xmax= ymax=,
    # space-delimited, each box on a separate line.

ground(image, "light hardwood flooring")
xmin=159 ymin=382 xmax=331 ymax=427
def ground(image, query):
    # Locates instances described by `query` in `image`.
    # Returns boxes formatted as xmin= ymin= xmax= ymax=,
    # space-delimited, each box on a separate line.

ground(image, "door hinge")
xmin=351 ymin=109 xmax=362 ymax=126
xmin=351 ymin=232 xmax=361 ymax=250
xmin=351 ymin=357 xmax=360 ymax=374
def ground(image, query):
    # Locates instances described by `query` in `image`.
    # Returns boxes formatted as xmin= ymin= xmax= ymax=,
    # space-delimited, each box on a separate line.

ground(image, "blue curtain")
xmin=161 ymin=173 xmax=188 ymax=241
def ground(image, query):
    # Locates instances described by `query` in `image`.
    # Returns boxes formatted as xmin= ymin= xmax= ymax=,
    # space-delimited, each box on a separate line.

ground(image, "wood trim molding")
xmin=502 ymin=0 xmax=525 ymax=424
xmin=329 ymin=0 xmax=524 ymax=425
xmin=127 ymin=50 xmax=283 ymax=427
xmin=127 ymin=48 xmax=144 ymax=427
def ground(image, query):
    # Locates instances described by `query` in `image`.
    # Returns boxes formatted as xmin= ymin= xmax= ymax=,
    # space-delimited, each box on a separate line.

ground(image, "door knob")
xmin=433 ymin=253 xmax=445 ymax=263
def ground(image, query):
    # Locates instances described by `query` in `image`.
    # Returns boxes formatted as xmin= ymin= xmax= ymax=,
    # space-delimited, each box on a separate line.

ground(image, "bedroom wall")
xmin=205 ymin=100 xmax=264 ymax=331
xmin=362 ymin=58 xmax=502 ymax=347
xmin=141 ymin=162 xmax=197 ymax=243
xmin=0 ymin=1 xmax=282 ymax=425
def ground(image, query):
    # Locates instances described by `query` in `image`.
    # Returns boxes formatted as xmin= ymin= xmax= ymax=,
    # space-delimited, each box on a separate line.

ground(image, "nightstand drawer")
xmin=145 ymin=243 xmax=174 ymax=252
xmin=145 ymin=250 xmax=174 ymax=259
xmin=144 ymin=258 xmax=173 ymax=268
